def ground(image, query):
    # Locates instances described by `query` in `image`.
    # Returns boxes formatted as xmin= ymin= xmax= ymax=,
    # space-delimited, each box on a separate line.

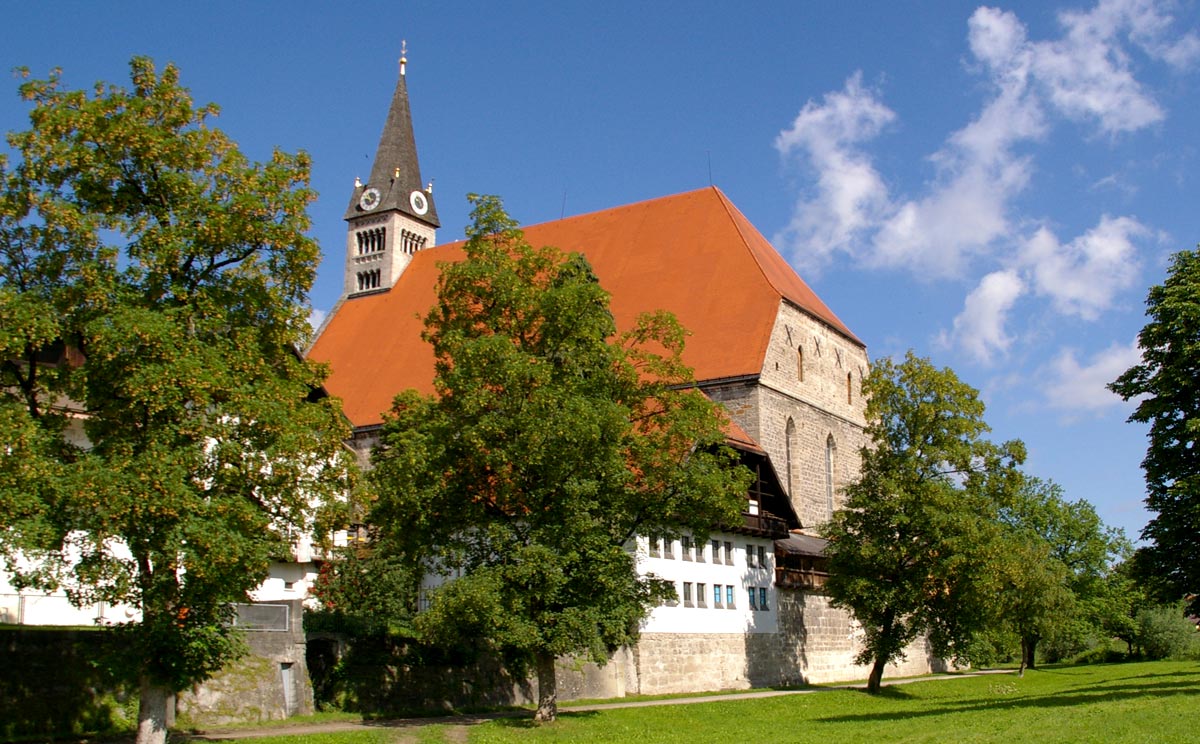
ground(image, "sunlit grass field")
xmin=223 ymin=661 xmax=1200 ymax=744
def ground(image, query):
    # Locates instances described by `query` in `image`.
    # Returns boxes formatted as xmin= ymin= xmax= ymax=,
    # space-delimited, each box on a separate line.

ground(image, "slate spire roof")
xmin=342 ymin=51 xmax=440 ymax=227
xmin=310 ymin=186 xmax=862 ymax=429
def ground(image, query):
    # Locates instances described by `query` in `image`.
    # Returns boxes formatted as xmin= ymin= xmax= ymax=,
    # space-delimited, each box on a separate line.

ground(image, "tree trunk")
xmin=136 ymin=675 xmax=170 ymax=744
xmin=867 ymin=656 xmax=887 ymax=694
xmin=866 ymin=609 xmax=894 ymax=694
xmin=1022 ymin=636 xmax=1038 ymax=673
xmin=534 ymin=652 xmax=558 ymax=723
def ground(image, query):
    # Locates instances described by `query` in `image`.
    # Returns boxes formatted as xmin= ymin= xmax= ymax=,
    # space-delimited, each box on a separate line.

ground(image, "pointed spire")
xmin=344 ymin=45 xmax=439 ymax=227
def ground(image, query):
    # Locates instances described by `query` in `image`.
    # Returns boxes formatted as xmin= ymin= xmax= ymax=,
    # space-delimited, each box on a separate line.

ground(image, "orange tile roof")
xmin=309 ymin=186 xmax=862 ymax=428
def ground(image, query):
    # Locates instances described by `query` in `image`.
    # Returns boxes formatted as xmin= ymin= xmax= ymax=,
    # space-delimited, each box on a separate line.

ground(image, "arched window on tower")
xmin=825 ymin=435 xmax=837 ymax=519
xmin=797 ymin=346 xmax=804 ymax=382
xmin=846 ymin=372 xmax=853 ymax=404
xmin=355 ymin=228 xmax=386 ymax=255
xmin=401 ymin=229 xmax=427 ymax=255
xmin=355 ymin=269 xmax=382 ymax=292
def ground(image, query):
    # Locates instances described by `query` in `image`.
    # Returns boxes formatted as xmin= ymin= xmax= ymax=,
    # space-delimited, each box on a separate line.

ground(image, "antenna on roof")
xmin=400 ymin=40 xmax=408 ymax=77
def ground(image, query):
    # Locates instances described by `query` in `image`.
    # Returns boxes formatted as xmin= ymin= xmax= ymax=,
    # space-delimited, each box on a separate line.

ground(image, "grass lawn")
xmin=217 ymin=661 xmax=1200 ymax=743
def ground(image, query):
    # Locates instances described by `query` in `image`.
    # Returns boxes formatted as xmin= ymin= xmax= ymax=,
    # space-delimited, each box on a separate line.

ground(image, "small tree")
xmin=822 ymin=352 xmax=1024 ymax=693
xmin=993 ymin=477 xmax=1129 ymax=672
xmin=367 ymin=194 xmax=750 ymax=722
xmin=1110 ymin=247 xmax=1200 ymax=616
xmin=0 ymin=60 xmax=352 ymax=744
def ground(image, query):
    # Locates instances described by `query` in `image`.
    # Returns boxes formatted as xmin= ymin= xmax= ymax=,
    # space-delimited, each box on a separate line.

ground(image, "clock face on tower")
xmin=359 ymin=187 xmax=382 ymax=211
xmin=410 ymin=190 xmax=429 ymax=216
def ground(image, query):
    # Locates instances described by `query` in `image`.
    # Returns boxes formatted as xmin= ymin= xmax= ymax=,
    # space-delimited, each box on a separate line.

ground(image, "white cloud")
xmin=947 ymin=270 xmax=1026 ymax=363
xmin=776 ymin=0 xmax=1191 ymax=281
xmin=869 ymin=9 xmax=1048 ymax=278
xmin=1006 ymin=0 xmax=1198 ymax=135
xmin=1042 ymin=338 xmax=1142 ymax=412
xmin=1068 ymin=0 xmax=1200 ymax=70
xmin=773 ymin=73 xmax=895 ymax=272
xmin=307 ymin=308 xmax=328 ymax=332
xmin=1019 ymin=215 xmax=1146 ymax=319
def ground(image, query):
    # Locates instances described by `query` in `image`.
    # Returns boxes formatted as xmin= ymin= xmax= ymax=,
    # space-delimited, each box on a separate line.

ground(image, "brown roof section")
xmin=722 ymin=416 xmax=766 ymax=456
xmin=309 ymin=186 xmax=862 ymax=428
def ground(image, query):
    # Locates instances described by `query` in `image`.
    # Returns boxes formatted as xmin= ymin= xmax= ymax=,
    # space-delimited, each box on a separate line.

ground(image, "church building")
xmin=307 ymin=52 xmax=943 ymax=696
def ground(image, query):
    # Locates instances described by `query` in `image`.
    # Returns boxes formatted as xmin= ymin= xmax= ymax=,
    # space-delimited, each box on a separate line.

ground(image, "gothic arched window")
xmin=825 ymin=435 xmax=836 ymax=518
xmin=785 ymin=418 xmax=797 ymax=496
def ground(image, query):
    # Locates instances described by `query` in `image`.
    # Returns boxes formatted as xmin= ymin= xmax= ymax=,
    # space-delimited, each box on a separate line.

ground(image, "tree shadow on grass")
xmin=490 ymin=711 xmax=600 ymax=729
xmin=818 ymin=677 xmax=1200 ymax=725
xmin=851 ymin=686 xmax=918 ymax=701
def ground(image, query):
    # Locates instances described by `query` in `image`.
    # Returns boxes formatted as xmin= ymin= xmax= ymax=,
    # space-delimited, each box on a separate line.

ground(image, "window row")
xmin=400 ymin=229 xmax=427 ymax=255
xmin=678 ymin=582 xmax=740 ymax=609
xmin=748 ymin=586 xmax=770 ymax=611
xmin=355 ymin=269 xmax=382 ymax=291
xmin=647 ymin=537 xmax=771 ymax=569
xmin=356 ymin=227 xmax=386 ymax=255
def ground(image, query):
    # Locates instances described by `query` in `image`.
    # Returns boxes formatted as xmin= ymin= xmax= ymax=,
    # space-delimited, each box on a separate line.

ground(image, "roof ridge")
xmin=710 ymin=186 xmax=780 ymax=299
xmin=712 ymin=189 xmax=863 ymax=347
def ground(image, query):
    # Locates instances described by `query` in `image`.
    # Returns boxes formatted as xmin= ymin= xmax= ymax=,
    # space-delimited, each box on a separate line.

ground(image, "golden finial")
xmin=400 ymin=40 xmax=408 ymax=77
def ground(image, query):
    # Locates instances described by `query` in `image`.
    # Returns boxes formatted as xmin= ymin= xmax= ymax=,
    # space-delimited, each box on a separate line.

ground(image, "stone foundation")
xmin=177 ymin=600 xmax=313 ymax=726
xmin=629 ymin=589 xmax=938 ymax=695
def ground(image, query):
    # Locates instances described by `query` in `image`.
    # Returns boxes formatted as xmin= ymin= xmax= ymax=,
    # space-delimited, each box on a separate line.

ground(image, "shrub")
xmin=1134 ymin=604 xmax=1198 ymax=660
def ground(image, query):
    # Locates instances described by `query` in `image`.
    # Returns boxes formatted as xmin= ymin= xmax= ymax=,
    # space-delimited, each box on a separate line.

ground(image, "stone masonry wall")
xmin=776 ymin=590 xmax=938 ymax=683
xmin=633 ymin=591 xmax=939 ymax=694
xmin=634 ymin=633 xmax=778 ymax=694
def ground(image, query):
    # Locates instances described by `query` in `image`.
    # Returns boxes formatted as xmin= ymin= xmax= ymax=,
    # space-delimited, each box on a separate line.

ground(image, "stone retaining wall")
xmin=630 ymin=589 xmax=939 ymax=694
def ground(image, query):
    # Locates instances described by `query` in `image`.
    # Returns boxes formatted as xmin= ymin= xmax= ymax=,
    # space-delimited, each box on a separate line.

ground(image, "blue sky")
xmin=4 ymin=1 xmax=1197 ymax=542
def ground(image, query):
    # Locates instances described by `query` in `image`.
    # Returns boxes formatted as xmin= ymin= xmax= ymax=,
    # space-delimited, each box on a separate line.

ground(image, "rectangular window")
xmin=696 ymin=536 xmax=705 ymax=562
xmin=664 ymin=537 xmax=674 ymax=559
xmin=697 ymin=583 xmax=706 ymax=607
xmin=682 ymin=535 xmax=692 ymax=561
xmin=714 ymin=584 xmax=723 ymax=608
xmin=724 ymin=541 xmax=733 ymax=565
xmin=759 ymin=587 xmax=769 ymax=610
xmin=726 ymin=585 xmax=735 ymax=608
xmin=757 ymin=545 xmax=767 ymax=569
xmin=711 ymin=539 xmax=720 ymax=562
xmin=648 ymin=536 xmax=660 ymax=557
xmin=748 ymin=588 xmax=757 ymax=610
xmin=746 ymin=544 xmax=756 ymax=568
xmin=683 ymin=582 xmax=693 ymax=606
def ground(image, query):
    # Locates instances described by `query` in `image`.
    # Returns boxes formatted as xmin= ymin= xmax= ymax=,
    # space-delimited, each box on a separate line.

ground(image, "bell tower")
xmin=343 ymin=42 xmax=439 ymax=298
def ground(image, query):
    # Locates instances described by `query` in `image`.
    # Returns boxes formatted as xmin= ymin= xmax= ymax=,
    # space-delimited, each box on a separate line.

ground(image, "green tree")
xmin=1110 ymin=248 xmax=1200 ymax=616
xmin=0 ymin=59 xmax=352 ymax=744
xmin=366 ymin=194 xmax=750 ymax=722
xmin=993 ymin=477 xmax=1129 ymax=673
xmin=309 ymin=541 xmax=418 ymax=639
xmin=821 ymin=352 xmax=1024 ymax=693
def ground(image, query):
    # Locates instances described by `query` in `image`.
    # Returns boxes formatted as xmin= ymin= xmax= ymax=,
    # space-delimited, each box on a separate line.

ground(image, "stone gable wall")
xmin=703 ymin=303 xmax=868 ymax=531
